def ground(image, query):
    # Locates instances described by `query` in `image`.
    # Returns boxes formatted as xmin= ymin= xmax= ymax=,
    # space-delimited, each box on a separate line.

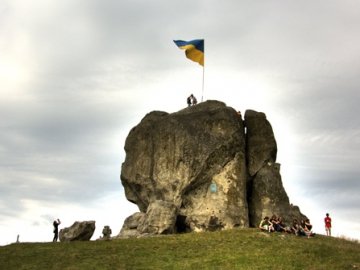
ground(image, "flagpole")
xmin=201 ymin=65 xmax=205 ymax=102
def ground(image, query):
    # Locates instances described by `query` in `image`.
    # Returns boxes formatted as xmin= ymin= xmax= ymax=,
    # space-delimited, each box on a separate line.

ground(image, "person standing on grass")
xmin=324 ymin=213 xmax=332 ymax=236
xmin=53 ymin=218 xmax=61 ymax=242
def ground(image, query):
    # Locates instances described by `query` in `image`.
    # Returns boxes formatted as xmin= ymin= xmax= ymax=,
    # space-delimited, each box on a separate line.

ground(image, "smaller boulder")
xmin=59 ymin=221 xmax=95 ymax=242
xmin=102 ymin=225 xmax=112 ymax=239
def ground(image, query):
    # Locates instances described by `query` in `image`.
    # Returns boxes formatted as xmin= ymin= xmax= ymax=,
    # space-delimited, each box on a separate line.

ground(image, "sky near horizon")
xmin=1 ymin=0 xmax=359 ymax=245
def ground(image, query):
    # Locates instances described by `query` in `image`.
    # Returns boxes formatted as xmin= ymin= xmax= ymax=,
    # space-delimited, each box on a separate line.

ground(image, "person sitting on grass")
xmin=259 ymin=216 xmax=274 ymax=232
xmin=271 ymin=215 xmax=281 ymax=232
xmin=303 ymin=219 xmax=315 ymax=238
xmin=281 ymin=217 xmax=293 ymax=233
xmin=273 ymin=216 xmax=289 ymax=233
xmin=291 ymin=219 xmax=305 ymax=236
xmin=296 ymin=220 xmax=307 ymax=237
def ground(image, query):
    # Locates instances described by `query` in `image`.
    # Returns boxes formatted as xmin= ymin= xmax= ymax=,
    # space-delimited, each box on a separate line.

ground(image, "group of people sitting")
xmin=259 ymin=215 xmax=315 ymax=238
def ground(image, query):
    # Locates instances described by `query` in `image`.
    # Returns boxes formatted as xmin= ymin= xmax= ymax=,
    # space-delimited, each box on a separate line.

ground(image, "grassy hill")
xmin=0 ymin=228 xmax=359 ymax=270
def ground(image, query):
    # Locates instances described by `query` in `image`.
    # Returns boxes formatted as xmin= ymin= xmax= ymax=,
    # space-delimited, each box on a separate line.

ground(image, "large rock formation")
xmin=243 ymin=110 xmax=304 ymax=226
xmin=118 ymin=100 xmax=306 ymax=237
xmin=59 ymin=221 xmax=95 ymax=242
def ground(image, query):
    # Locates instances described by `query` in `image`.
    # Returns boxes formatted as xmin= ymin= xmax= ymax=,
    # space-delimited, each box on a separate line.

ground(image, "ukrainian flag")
xmin=173 ymin=39 xmax=204 ymax=66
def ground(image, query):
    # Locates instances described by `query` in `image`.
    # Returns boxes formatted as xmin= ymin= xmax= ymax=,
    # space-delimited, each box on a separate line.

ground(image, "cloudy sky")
xmin=1 ymin=0 xmax=359 ymax=245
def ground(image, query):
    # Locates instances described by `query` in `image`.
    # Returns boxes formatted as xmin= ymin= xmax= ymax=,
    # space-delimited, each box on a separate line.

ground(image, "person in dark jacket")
xmin=53 ymin=219 xmax=61 ymax=242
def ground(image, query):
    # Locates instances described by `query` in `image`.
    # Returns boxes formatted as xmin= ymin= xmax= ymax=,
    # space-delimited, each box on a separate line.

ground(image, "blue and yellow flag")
xmin=173 ymin=39 xmax=204 ymax=66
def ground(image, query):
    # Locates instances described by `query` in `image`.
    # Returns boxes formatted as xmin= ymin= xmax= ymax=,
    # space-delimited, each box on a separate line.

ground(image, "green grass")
xmin=0 ymin=228 xmax=359 ymax=269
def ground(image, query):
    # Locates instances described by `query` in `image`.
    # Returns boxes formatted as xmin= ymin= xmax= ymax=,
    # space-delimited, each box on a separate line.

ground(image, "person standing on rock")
xmin=187 ymin=94 xmax=198 ymax=106
xmin=324 ymin=213 xmax=332 ymax=236
xmin=187 ymin=94 xmax=192 ymax=107
xmin=53 ymin=218 xmax=61 ymax=242
xmin=192 ymin=95 xmax=197 ymax=105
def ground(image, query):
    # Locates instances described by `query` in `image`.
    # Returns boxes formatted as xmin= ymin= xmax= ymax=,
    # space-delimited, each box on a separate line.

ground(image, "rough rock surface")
xmin=244 ymin=110 xmax=277 ymax=177
xmin=59 ymin=221 xmax=95 ymax=242
xmin=247 ymin=163 xmax=306 ymax=226
xmin=118 ymin=212 xmax=146 ymax=238
xmin=119 ymin=100 xmax=306 ymax=237
xmin=244 ymin=110 xmax=306 ymax=226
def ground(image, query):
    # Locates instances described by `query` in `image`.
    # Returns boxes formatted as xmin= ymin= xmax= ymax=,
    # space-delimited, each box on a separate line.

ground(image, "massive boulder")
xmin=118 ymin=100 xmax=305 ymax=237
xmin=59 ymin=221 xmax=95 ymax=242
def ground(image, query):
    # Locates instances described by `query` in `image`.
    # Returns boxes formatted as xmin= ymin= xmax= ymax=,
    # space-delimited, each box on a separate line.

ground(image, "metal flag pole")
xmin=201 ymin=64 xmax=205 ymax=102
